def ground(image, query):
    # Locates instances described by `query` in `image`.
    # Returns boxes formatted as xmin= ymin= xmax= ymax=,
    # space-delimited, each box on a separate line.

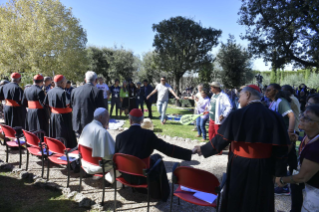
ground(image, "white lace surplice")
xmin=302 ymin=183 xmax=319 ymax=212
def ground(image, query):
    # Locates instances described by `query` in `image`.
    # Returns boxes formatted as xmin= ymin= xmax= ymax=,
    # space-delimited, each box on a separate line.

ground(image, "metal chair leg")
xmin=67 ymin=163 xmax=70 ymax=187
xmin=18 ymin=144 xmax=22 ymax=168
xmin=114 ymin=168 xmax=117 ymax=211
xmin=147 ymin=188 xmax=150 ymax=212
xmin=41 ymin=156 xmax=44 ymax=178
xmin=47 ymin=159 xmax=50 ymax=181
xmin=102 ymin=165 xmax=105 ymax=206
xmin=26 ymin=151 xmax=29 ymax=171
xmin=79 ymin=167 xmax=82 ymax=192
xmin=5 ymin=144 xmax=8 ymax=163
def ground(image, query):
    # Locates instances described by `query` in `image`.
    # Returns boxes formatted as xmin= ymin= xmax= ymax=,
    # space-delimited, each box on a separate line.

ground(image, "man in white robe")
xmin=78 ymin=107 xmax=118 ymax=184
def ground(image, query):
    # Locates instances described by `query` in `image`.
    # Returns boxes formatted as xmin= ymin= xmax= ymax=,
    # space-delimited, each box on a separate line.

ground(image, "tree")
xmin=217 ymin=35 xmax=254 ymax=88
xmin=238 ymin=0 xmax=319 ymax=70
xmin=0 ymin=0 xmax=88 ymax=81
xmin=198 ymin=62 xmax=214 ymax=83
xmin=152 ymin=16 xmax=222 ymax=94
xmin=86 ymin=46 xmax=110 ymax=82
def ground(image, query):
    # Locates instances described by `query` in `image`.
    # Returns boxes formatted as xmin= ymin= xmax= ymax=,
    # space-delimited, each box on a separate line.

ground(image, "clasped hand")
xmin=192 ymin=145 xmax=202 ymax=156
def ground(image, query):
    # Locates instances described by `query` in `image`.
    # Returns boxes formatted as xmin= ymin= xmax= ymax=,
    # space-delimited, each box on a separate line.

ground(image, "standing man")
xmin=65 ymin=81 xmax=74 ymax=95
xmin=136 ymin=82 xmax=144 ymax=113
xmin=128 ymin=80 xmax=137 ymax=112
xmin=208 ymin=82 xmax=232 ymax=142
xmin=44 ymin=75 xmax=77 ymax=148
xmin=96 ymin=76 xmax=110 ymax=110
xmin=193 ymin=85 xmax=290 ymax=212
xmin=143 ymin=79 xmax=154 ymax=119
xmin=0 ymin=73 xmax=26 ymax=129
xmin=43 ymin=76 xmax=52 ymax=94
xmin=22 ymin=74 xmax=48 ymax=135
xmin=146 ymin=77 xmax=180 ymax=125
xmin=109 ymin=79 xmax=121 ymax=118
xmin=71 ymin=71 xmax=105 ymax=135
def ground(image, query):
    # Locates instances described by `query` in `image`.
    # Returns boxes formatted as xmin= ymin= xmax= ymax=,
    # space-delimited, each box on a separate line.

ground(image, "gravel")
xmin=0 ymin=129 xmax=291 ymax=212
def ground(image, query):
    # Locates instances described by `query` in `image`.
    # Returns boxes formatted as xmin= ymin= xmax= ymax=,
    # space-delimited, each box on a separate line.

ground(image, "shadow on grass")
xmin=153 ymin=128 xmax=163 ymax=133
xmin=0 ymin=174 xmax=86 ymax=212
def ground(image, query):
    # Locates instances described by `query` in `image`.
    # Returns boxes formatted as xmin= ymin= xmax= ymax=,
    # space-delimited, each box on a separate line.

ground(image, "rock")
xmin=118 ymin=127 xmax=124 ymax=131
xmin=12 ymin=168 xmax=22 ymax=173
xmin=192 ymin=140 xmax=199 ymax=143
xmin=177 ymin=137 xmax=185 ymax=141
xmin=185 ymin=138 xmax=192 ymax=143
xmin=34 ymin=178 xmax=47 ymax=188
xmin=74 ymin=193 xmax=85 ymax=202
xmin=91 ymin=203 xmax=103 ymax=210
xmin=62 ymin=187 xmax=71 ymax=196
xmin=19 ymin=171 xmax=29 ymax=179
xmin=157 ymin=133 xmax=162 ymax=137
xmin=173 ymin=136 xmax=178 ymax=140
xmin=165 ymin=136 xmax=172 ymax=140
xmin=66 ymin=191 xmax=77 ymax=199
xmin=0 ymin=163 xmax=14 ymax=171
xmin=79 ymin=198 xmax=95 ymax=208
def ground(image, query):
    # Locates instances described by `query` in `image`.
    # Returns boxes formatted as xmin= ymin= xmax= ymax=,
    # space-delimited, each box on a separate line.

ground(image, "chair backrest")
xmin=174 ymin=166 xmax=220 ymax=194
xmin=113 ymin=153 xmax=147 ymax=177
xmin=78 ymin=144 xmax=102 ymax=166
xmin=44 ymin=136 xmax=66 ymax=154
xmin=0 ymin=124 xmax=16 ymax=139
xmin=23 ymin=130 xmax=40 ymax=147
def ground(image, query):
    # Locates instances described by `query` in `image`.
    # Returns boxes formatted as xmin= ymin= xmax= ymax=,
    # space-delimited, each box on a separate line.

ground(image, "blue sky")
xmin=1 ymin=0 xmax=290 ymax=71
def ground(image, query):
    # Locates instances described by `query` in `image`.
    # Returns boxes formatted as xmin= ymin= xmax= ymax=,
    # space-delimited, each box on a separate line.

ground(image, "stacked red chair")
xmin=0 ymin=124 xmax=24 ymax=168
xmin=44 ymin=136 xmax=78 ymax=187
xmin=78 ymin=144 xmax=109 ymax=205
xmin=169 ymin=163 xmax=226 ymax=212
xmin=22 ymin=130 xmax=46 ymax=178
xmin=113 ymin=153 xmax=163 ymax=212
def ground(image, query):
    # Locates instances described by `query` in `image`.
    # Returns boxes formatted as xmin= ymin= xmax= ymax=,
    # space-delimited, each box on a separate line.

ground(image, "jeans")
xmin=137 ymin=99 xmax=144 ymax=113
xmin=157 ymin=101 xmax=168 ymax=122
xmin=196 ymin=116 xmax=208 ymax=140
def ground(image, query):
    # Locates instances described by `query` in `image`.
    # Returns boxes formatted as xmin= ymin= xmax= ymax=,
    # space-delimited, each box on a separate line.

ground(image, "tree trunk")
xmin=174 ymin=75 xmax=181 ymax=106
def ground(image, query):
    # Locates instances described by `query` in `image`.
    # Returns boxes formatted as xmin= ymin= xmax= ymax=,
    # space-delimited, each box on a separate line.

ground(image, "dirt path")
xmin=0 ymin=129 xmax=291 ymax=212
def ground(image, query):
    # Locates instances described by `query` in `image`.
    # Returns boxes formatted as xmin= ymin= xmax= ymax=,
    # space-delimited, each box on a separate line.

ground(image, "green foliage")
xmin=280 ymin=74 xmax=304 ymax=87
xmin=217 ymin=35 xmax=253 ymax=88
xmin=305 ymin=69 xmax=311 ymax=82
xmin=152 ymin=16 xmax=222 ymax=93
xmin=0 ymin=0 xmax=88 ymax=81
xmin=306 ymin=73 xmax=319 ymax=89
xmin=270 ymin=69 xmax=277 ymax=83
xmin=198 ymin=62 xmax=214 ymax=83
xmin=238 ymin=0 xmax=319 ymax=69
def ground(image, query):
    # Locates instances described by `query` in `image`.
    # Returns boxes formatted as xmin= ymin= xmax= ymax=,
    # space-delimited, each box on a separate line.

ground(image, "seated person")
xmin=78 ymin=108 xmax=116 ymax=183
xmin=115 ymin=109 xmax=193 ymax=201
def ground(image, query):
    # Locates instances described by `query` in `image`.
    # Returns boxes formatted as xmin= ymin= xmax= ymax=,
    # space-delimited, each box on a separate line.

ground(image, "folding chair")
xmin=169 ymin=163 xmax=227 ymax=212
xmin=0 ymin=124 xmax=24 ymax=168
xmin=44 ymin=136 xmax=78 ymax=187
xmin=113 ymin=153 xmax=162 ymax=212
xmin=78 ymin=144 xmax=109 ymax=205
xmin=22 ymin=130 xmax=46 ymax=177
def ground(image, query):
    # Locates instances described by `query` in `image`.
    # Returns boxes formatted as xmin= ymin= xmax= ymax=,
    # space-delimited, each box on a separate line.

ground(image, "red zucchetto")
xmin=54 ymin=75 xmax=64 ymax=82
xmin=129 ymin=108 xmax=143 ymax=117
xmin=33 ymin=74 xmax=44 ymax=81
xmin=11 ymin=72 xmax=21 ymax=79
xmin=247 ymin=84 xmax=261 ymax=93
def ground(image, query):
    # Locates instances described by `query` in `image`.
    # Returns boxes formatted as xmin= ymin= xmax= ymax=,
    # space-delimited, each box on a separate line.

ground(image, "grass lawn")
xmin=0 ymin=172 xmax=88 ymax=212
xmin=108 ymin=104 xmax=207 ymax=141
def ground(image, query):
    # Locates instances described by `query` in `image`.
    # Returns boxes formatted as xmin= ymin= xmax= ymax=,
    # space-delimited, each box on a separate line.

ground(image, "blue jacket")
xmin=143 ymin=84 xmax=154 ymax=102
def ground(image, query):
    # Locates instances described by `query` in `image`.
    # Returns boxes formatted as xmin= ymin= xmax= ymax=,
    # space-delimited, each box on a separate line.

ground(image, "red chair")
xmin=22 ymin=130 xmax=46 ymax=178
xmin=78 ymin=144 xmax=109 ymax=205
xmin=44 ymin=136 xmax=78 ymax=187
xmin=169 ymin=163 xmax=226 ymax=212
xmin=113 ymin=153 xmax=163 ymax=212
xmin=0 ymin=124 xmax=24 ymax=168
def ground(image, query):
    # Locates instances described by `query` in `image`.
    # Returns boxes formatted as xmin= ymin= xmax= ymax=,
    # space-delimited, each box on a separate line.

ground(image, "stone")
xmin=74 ymin=193 xmax=85 ymax=202
xmin=66 ymin=191 xmax=78 ymax=199
xmin=62 ymin=187 xmax=71 ymax=195
xmin=79 ymin=198 xmax=95 ymax=208
xmin=0 ymin=163 xmax=14 ymax=171
xmin=91 ymin=204 xmax=103 ymax=210
xmin=177 ymin=137 xmax=185 ymax=141
xmin=12 ymin=168 xmax=22 ymax=173
xmin=19 ymin=171 xmax=29 ymax=179
xmin=173 ymin=136 xmax=178 ymax=140
xmin=185 ymin=138 xmax=192 ymax=143
xmin=192 ymin=140 xmax=199 ymax=143
xmin=165 ymin=136 xmax=172 ymax=140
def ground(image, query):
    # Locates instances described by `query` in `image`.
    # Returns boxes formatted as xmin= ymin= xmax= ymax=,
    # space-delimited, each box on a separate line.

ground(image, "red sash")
xmin=51 ymin=107 xmax=72 ymax=114
xmin=231 ymin=142 xmax=272 ymax=159
xmin=5 ymin=99 xmax=20 ymax=107
xmin=28 ymin=101 xmax=43 ymax=109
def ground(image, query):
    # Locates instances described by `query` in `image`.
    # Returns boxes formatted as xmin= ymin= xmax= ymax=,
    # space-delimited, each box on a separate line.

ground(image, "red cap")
xmin=247 ymin=84 xmax=261 ymax=93
xmin=33 ymin=74 xmax=44 ymax=81
xmin=129 ymin=109 xmax=143 ymax=117
xmin=54 ymin=75 xmax=64 ymax=82
xmin=11 ymin=73 xmax=21 ymax=79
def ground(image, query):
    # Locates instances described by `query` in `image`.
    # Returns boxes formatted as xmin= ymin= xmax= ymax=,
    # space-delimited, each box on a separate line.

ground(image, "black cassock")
xmin=44 ymin=87 xmax=77 ymax=148
xmin=201 ymin=102 xmax=290 ymax=212
xmin=0 ymin=83 xmax=26 ymax=129
xmin=71 ymin=83 xmax=105 ymax=134
xmin=115 ymin=125 xmax=192 ymax=201
xmin=22 ymin=85 xmax=48 ymax=135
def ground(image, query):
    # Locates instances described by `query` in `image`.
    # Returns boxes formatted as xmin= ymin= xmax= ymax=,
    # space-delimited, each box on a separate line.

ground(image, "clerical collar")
xmin=131 ymin=123 xmax=141 ymax=127
xmin=248 ymin=100 xmax=262 ymax=105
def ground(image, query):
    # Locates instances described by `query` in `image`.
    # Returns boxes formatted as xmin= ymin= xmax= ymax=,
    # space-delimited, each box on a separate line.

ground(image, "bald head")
xmin=94 ymin=108 xmax=110 ymax=129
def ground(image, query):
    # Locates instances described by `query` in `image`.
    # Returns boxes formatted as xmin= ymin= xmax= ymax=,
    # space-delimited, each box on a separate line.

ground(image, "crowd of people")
xmin=0 ymin=71 xmax=318 ymax=212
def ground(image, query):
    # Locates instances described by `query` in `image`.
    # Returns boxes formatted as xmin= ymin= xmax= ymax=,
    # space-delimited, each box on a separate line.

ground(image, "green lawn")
xmin=109 ymin=104 xmax=207 ymax=140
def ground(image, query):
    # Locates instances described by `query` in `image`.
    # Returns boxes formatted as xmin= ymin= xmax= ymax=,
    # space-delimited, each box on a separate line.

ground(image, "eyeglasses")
xmin=299 ymin=113 xmax=319 ymax=123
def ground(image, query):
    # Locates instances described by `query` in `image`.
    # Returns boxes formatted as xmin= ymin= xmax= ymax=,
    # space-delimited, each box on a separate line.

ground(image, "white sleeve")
xmin=105 ymin=84 xmax=109 ymax=91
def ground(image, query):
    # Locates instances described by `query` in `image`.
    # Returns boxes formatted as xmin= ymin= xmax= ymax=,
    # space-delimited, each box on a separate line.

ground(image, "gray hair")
xmin=85 ymin=71 xmax=97 ymax=83
xmin=44 ymin=76 xmax=52 ymax=82
xmin=12 ymin=78 xmax=20 ymax=83
xmin=129 ymin=114 xmax=144 ymax=123
xmin=241 ymin=86 xmax=262 ymax=99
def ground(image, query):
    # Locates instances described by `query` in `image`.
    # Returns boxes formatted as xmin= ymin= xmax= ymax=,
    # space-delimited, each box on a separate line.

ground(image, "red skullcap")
xmin=33 ymin=74 xmax=44 ymax=81
xmin=129 ymin=109 xmax=143 ymax=117
xmin=11 ymin=73 xmax=21 ymax=79
xmin=247 ymin=84 xmax=261 ymax=93
xmin=54 ymin=75 xmax=64 ymax=82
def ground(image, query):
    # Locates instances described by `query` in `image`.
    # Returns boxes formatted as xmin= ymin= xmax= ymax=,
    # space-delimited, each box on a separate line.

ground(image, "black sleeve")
xmin=21 ymin=90 xmax=28 ymax=107
xmin=0 ymin=86 xmax=4 ymax=100
xmin=38 ymin=90 xmax=46 ymax=106
xmin=115 ymin=134 xmax=120 ymax=153
xmin=152 ymin=132 xmax=192 ymax=161
xmin=201 ymin=134 xmax=231 ymax=158
xmin=272 ymin=145 xmax=289 ymax=177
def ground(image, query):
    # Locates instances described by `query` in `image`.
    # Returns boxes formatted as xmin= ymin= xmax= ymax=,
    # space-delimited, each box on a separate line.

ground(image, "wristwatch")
xmin=280 ymin=177 xmax=285 ymax=185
